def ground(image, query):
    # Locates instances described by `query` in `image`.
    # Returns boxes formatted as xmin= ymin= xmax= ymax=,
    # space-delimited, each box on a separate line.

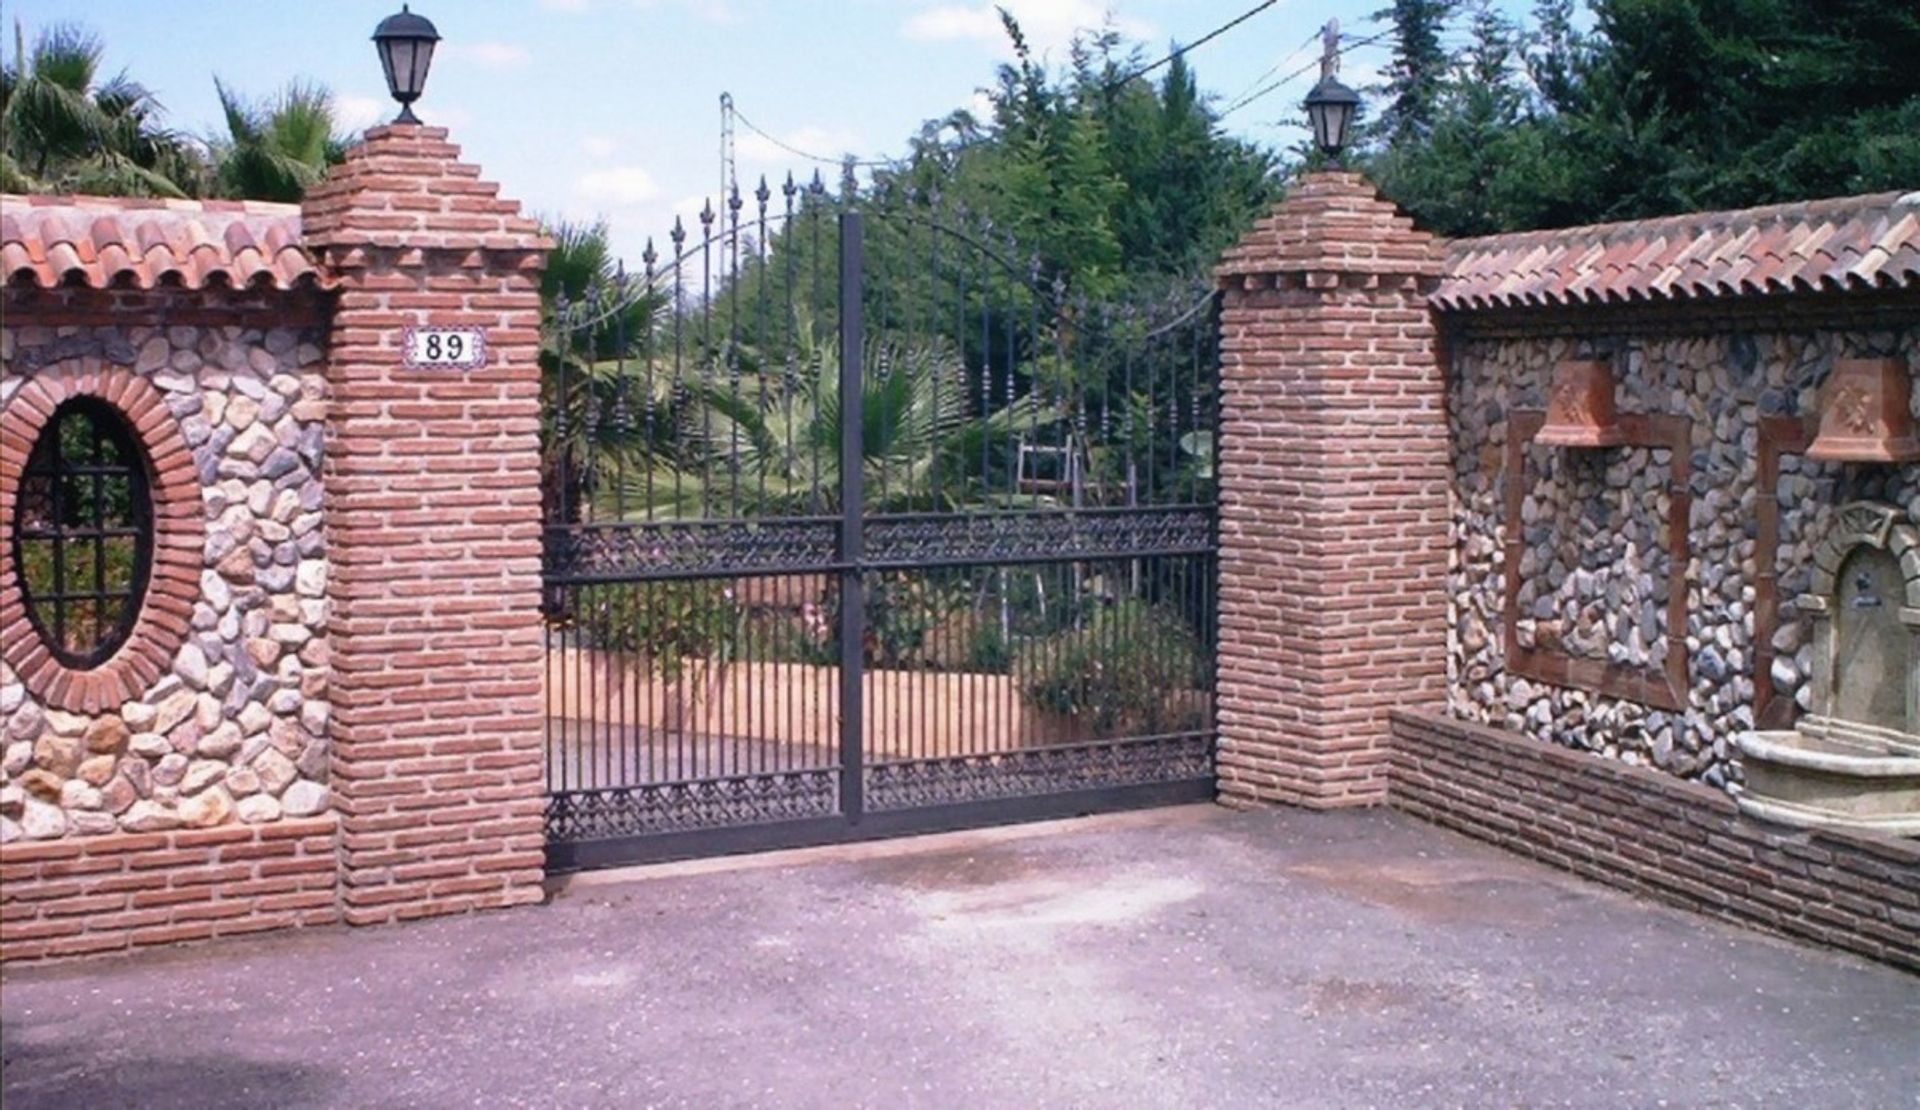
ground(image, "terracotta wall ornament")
xmin=1807 ymin=357 xmax=1920 ymax=463
xmin=1533 ymin=359 xmax=1624 ymax=448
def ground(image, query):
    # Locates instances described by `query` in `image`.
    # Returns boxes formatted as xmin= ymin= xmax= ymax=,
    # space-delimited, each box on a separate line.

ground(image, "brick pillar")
xmin=301 ymin=125 xmax=550 ymax=923
xmin=1212 ymin=171 xmax=1448 ymax=808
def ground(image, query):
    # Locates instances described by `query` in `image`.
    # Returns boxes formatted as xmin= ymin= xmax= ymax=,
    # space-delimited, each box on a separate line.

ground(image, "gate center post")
xmin=837 ymin=211 xmax=866 ymax=823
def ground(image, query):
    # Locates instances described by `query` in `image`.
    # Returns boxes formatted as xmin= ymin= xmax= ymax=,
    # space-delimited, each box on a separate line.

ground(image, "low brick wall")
xmin=0 ymin=816 xmax=338 ymax=961
xmin=1388 ymin=709 xmax=1920 ymax=973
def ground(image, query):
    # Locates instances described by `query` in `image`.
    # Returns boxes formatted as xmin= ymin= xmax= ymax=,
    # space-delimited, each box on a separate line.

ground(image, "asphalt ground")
xmin=4 ymin=804 xmax=1916 ymax=1108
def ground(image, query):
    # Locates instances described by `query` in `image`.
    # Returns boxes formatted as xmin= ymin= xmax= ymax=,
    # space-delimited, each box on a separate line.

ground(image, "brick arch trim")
xmin=1 ymin=361 xmax=203 ymax=713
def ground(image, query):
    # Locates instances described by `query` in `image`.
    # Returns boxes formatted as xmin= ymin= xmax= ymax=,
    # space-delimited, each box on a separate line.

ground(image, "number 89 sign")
xmin=402 ymin=326 xmax=488 ymax=370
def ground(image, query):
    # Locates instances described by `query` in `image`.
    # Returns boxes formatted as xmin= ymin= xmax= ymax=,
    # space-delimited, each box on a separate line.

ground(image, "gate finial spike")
xmin=671 ymin=215 xmax=686 ymax=248
xmin=755 ymin=175 xmax=771 ymax=207
xmin=642 ymin=237 xmax=657 ymax=273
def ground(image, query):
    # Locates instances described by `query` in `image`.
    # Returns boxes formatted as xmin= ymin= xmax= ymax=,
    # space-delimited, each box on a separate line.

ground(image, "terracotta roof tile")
xmin=1 ymin=193 xmax=330 ymax=291
xmin=1434 ymin=190 xmax=1920 ymax=311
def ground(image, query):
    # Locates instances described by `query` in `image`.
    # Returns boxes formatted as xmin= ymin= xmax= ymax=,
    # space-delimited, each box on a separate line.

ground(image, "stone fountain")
xmin=1735 ymin=501 xmax=1920 ymax=836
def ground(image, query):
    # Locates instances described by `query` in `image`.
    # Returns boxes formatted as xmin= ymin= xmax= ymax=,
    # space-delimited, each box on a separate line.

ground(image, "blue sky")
xmin=9 ymin=1 xmax=1458 ymax=261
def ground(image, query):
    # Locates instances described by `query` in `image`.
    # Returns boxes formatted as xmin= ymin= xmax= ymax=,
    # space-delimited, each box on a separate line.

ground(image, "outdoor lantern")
xmin=1304 ymin=75 xmax=1361 ymax=157
xmin=373 ymin=5 xmax=440 ymax=124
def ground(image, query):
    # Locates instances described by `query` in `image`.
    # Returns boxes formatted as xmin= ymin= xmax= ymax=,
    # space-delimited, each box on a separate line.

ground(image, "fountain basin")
xmin=1735 ymin=717 xmax=1920 ymax=837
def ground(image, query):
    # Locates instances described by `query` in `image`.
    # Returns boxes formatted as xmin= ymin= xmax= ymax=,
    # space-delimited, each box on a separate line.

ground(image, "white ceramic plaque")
xmin=402 ymin=326 xmax=488 ymax=369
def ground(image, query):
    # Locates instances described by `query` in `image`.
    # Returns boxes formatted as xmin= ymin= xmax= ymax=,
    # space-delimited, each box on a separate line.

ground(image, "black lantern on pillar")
xmin=373 ymin=5 xmax=440 ymax=124
xmin=1303 ymin=18 xmax=1361 ymax=157
xmin=1304 ymin=75 xmax=1361 ymax=156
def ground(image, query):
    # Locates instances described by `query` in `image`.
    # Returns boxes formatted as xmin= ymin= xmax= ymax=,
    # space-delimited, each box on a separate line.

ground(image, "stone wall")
xmin=1445 ymin=319 xmax=1920 ymax=787
xmin=1 ymin=124 xmax=550 ymax=964
xmin=1 ymin=290 xmax=333 ymax=843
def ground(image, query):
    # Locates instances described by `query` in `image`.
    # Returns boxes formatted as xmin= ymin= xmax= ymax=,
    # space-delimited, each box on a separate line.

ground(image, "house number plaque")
xmin=403 ymin=326 xmax=488 ymax=370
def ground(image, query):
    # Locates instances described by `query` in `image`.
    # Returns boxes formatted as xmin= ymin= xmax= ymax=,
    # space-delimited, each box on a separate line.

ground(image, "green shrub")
xmin=1018 ymin=600 xmax=1202 ymax=734
xmin=864 ymin=572 xmax=965 ymax=668
xmin=577 ymin=579 xmax=742 ymax=680
xmin=966 ymin=617 xmax=1014 ymax=673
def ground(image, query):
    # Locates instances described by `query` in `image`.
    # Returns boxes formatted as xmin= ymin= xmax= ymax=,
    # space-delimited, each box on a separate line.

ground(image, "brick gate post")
xmin=1212 ymin=172 xmax=1448 ymax=808
xmin=301 ymin=125 xmax=551 ymax=922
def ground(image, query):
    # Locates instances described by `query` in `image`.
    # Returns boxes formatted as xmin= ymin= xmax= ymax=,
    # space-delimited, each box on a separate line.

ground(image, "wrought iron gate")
xmin=541 ymin=181 xmax=1218 ymax=870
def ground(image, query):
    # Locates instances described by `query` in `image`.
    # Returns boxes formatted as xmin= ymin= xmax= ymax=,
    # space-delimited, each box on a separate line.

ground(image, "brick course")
xmin=1389 ymin=709 xmax=1920 ymax=973
xmin=301 ymin=124 xmax=549 ymax=925
xmin=1213 ymin=173 xmax=1452 ymax=808
xmin=0 ymin=816 xmax=339 ymax=960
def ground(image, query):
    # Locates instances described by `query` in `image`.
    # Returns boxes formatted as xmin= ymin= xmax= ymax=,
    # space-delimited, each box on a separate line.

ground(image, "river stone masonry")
xmin=0 ymin=318 xmax=331 ymax=841
xmin=1448 ymin=327 xmax=1920 ymax=788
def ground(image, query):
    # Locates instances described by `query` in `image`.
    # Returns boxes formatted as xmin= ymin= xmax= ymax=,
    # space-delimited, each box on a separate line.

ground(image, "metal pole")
xmin=837 ymin=210 xmax=865 ymax=823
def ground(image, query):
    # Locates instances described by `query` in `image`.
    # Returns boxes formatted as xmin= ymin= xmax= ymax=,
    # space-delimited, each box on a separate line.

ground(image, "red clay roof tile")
xmin=1 ymin=193 xmax=330 ymax=291
xmin=1434 ymin=190 xmax=1920 ymax=311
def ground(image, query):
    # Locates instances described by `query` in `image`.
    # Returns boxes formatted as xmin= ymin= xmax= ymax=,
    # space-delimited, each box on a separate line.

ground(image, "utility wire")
xmin=729 ymin=104 xmax=897 ymax=169
xmin=1219 ymin=28 xmax=1392 ymax=119
xmin=722 ymin=15 xmax=1382 ymax=175
xmin=1223 ymin=28 xmax=1322 ymax=109
xmin=1103 ymin=0 xmax=1282 ymax=91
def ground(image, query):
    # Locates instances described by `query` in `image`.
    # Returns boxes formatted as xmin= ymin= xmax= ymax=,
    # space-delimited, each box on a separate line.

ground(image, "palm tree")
xmin=610 ymin=315 xmax=1066 ymax=520
xmin=671 ymin=324 xmax=971 ymax=515
xmin=1 ymin=20 xmax=200 ymax=196
xmin=209 ymin=79 xmax=345 ymax=202
xmin=540 ymin=219 xmax=675 ymax=524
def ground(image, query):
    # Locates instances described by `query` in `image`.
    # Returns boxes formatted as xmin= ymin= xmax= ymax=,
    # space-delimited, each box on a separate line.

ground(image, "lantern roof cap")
xmin=373 ymin=4 xmax=439 ymax=42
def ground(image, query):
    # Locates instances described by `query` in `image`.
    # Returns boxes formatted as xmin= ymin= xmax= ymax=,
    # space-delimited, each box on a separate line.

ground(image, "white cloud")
xmin=334 ymin=94 xmax=387 ymax=133
xmin=444 ymin=42 xmax=533 ymax=69
xmin=576 ymin=165 xmax=662 ymax=206
xmin=420 ymin=103 xmax=476 ymax=130
xmin=541 ymin=0 xmax=590 ymax=9
xmin=904 ymin=0 xmax=1152 ymax=58
xmin=580 ymin=134 xmax=620 ymax=158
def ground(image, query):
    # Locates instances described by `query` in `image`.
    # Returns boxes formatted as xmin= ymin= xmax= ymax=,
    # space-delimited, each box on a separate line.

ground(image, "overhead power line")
xmin=1219 ymin=28 xmax=1391 ymax=119
xmin=729 ymin=103 xmax=897 ymax=169
xmin=1224 ymin=28 xmax=1322 ymax=109
xmin=1104 ymin=0 xmax=1282 ymax=92
xmin=718 ymin=12 xmax=1382 ymax=178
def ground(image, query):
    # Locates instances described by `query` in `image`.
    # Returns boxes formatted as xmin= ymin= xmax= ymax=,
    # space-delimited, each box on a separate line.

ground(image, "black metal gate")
xmin=540 ymin=179 xmax=1218 ymax=870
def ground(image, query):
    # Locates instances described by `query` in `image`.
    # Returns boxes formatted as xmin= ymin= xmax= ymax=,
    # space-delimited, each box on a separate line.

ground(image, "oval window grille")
xmin=10 ymin=396 xmax=155 ymax=667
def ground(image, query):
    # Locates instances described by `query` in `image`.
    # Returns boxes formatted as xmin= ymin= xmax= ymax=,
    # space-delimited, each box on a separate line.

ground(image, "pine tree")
xmin=1374 ymin=0 xmax=1457 ymax=144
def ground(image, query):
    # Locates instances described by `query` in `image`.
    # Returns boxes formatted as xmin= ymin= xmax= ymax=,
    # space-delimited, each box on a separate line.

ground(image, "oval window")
xmin=11 ymin=397 xmax=155 ymax=667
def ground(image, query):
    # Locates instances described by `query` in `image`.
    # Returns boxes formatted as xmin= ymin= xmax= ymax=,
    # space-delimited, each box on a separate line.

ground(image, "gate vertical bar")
xmin=838 ymin=210 xmax=866 ymax=823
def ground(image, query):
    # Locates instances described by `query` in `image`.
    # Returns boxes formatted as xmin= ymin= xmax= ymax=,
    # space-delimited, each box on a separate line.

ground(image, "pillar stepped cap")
xmin=1216 ymin=171 xmax=1439 ymax=286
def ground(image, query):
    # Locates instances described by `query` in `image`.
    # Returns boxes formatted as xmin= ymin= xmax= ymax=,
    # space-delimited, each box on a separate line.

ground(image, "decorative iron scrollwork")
xmin=865 ymin=735 xmax=1212 ymax=811
xmin=544 ymin=518 xmax=840 ymax=583
xmin=546 ymin=770 xmax=838 ymax=842
xmin=544 ymin=506 xmax=1214 ymax=582
xmin=864 ymin=507 xmax=1214 ymax=567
